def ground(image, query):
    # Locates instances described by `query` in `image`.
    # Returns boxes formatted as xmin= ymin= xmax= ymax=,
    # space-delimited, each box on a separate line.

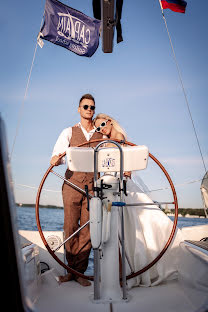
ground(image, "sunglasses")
xmin=95 ymin=120 xmax=109 ymax=132
xmin=81 ymin=104 xmax=95 ymax=111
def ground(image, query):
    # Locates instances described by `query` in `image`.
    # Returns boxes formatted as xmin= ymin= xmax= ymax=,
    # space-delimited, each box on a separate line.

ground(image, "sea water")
xmin=17 ymin=206 xmax=208 ymax=276
xmin=16 ymin=206 xmax=208 ymax=231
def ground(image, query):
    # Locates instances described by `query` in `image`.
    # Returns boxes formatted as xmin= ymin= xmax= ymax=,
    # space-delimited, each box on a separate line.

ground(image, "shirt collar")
xmin=78 ymin=122 xmax=96 ymax=133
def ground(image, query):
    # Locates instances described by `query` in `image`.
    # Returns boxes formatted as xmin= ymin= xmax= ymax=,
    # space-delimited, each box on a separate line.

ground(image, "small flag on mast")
xmin=161 ymin=0 xmax=187 ymax=13
xmin=38 ymin=0 xmax=101 ymax=57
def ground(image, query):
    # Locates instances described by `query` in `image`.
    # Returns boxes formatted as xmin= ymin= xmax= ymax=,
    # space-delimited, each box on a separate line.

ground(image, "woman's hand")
xmin=124 ymin=171 xmax=131 ymax=179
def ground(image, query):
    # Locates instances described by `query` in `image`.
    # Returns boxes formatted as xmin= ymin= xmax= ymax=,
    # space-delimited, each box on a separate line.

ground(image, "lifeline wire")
xmin=14 ymin=182 xmax=61 ymax=193
xmin=158 ymin=0 xmax=207 ymax=174
xmin=150 ymin=178 xmax=202 ymax=193
xmin=15 ymin=177 xmax=205 ymax=194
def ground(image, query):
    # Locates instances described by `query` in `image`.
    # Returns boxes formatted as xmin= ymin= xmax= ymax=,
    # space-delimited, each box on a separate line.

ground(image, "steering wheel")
xmin=35 ymin=139 xmax=178 ymax=281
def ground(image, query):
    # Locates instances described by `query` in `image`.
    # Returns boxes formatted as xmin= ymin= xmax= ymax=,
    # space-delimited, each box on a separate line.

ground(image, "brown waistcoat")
xmin=65 ymin=126 xmax=103 ymax=183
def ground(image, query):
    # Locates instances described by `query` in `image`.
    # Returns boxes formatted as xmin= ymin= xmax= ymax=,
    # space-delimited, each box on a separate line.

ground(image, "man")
xmin=50 ymin=94 xmax=103 ymax=286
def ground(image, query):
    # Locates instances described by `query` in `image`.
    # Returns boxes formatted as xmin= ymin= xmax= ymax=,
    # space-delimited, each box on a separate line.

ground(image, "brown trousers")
xmin=62 ymin=176 xmax=94 ymax=274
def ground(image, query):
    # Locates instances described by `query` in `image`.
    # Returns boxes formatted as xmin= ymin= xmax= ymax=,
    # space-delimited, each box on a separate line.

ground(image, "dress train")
xmin=119 ymin=178 xmax=183 ymax=288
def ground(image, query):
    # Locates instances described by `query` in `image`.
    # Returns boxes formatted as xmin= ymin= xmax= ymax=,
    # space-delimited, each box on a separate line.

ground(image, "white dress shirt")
xmin=52 ymin=122 xmax=97 ymax=164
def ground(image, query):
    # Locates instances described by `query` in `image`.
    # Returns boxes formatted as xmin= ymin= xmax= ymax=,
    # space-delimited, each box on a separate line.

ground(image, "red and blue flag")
xmin=161 ymin=0 xmax=187 ymax=13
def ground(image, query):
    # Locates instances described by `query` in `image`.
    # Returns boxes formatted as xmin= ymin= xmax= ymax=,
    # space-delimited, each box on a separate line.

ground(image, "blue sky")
xmin=0 ymin=0 xmax=207 ymax=208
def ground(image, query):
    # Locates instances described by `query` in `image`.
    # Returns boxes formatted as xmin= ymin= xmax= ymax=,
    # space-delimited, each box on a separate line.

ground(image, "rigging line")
xmin=10 ymin=15 xmax=44 ymax=160
xmin=158 ymin=0 xmax=207 ymax=174
xmin=10 ymin=43 xmax=38 ymax=159
xmin=150 ymin=178 xmax=202 ymax=193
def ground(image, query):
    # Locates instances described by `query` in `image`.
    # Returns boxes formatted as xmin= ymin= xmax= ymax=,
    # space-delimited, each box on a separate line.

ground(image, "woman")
xmin=94 ymin=113 xmax=127 ymax=142
xmin=94 ymin=113 xmax=131 ymax=177
xmin=94 ymin=113 xmax=183 ymax=288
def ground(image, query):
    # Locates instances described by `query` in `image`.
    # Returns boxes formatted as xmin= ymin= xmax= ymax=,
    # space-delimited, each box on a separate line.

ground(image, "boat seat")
xmin=184 ymin=238 xmax=208 ymax=252
xmin=21 ymin=242 xmax=32 ymax=249
xmin=178 ymin=239 xmax=208 ymax=309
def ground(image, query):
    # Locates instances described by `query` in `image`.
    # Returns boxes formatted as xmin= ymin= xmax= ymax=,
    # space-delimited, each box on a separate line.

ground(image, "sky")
xmin=0 ymin=0 xmax=207 ymax=209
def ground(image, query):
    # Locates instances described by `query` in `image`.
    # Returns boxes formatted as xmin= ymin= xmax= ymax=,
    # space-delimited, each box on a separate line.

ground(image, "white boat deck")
xmin=20 ymin=227 xmax=208 ymax=312
xmin=36 ymin=272 xmax=196 ymax=312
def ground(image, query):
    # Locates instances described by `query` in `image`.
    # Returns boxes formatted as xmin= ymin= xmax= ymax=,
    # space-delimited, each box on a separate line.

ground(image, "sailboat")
xmin=1 ymin=0 xmax=208 ymax=311
xmin=201 ymin=172 xmax=208 ymax=218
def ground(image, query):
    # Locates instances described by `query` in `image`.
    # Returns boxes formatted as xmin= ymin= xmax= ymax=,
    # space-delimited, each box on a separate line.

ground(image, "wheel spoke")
xmin=118 ymin=234 xmax=134 ymax=274
xmin=50 ymin=169 xmax=93 ymax=198
xmin=54 ymin=220 xmax=90 ymax=252
xmin=125 ymin=201 xmax=174 ymax=207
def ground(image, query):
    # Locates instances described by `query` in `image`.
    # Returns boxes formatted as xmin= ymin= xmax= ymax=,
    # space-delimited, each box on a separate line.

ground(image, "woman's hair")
xmin=94 ymin=113 xmax=127 ymax=140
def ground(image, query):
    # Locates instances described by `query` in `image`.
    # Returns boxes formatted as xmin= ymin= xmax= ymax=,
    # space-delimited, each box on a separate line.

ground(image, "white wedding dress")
xmin=119 ymin=176 xmax=183 ymax=288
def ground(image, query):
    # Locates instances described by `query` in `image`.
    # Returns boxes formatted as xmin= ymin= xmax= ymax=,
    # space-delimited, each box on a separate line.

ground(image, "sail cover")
xmin=201 ymin=171 xmax=208 ymax=213
xmin=39 ymin=0 xmax=101 ymax=57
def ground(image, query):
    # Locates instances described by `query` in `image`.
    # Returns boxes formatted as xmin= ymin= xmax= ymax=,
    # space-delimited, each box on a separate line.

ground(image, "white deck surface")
xmin=35 ymin=271 xmax=197 ymax=312
xmin=20 ymin=227 xmax=208 ymax=312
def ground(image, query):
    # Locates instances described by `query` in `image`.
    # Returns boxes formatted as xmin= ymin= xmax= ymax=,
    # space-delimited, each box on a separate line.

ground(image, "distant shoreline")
xmin=16 ymin=203 xmax=207 ymax=218
xmin=167 ymin=213 xmax=206 ymax=219
xmin=165 ymin=208 xmax=207 ymax=218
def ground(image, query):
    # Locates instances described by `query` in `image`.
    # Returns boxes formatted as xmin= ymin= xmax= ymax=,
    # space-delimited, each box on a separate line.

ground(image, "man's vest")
xmin=65 ymin=126 xmax=103 ymax=183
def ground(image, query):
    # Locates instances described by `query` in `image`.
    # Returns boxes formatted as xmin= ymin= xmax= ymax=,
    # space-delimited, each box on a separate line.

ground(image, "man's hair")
xmin=79 ymin=93 xmax=95 ymax=106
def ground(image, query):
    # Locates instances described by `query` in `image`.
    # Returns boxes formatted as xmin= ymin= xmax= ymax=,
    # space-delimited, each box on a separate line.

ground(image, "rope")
xmin=158 ymin=0 xmax=207 ymax=174
xmin=10 ymin=16 xmax=44 ymax=159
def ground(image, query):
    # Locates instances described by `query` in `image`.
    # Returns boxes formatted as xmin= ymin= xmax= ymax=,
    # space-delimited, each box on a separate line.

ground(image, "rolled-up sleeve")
xmin=51 ymin=127 xmax=72 ymax=164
